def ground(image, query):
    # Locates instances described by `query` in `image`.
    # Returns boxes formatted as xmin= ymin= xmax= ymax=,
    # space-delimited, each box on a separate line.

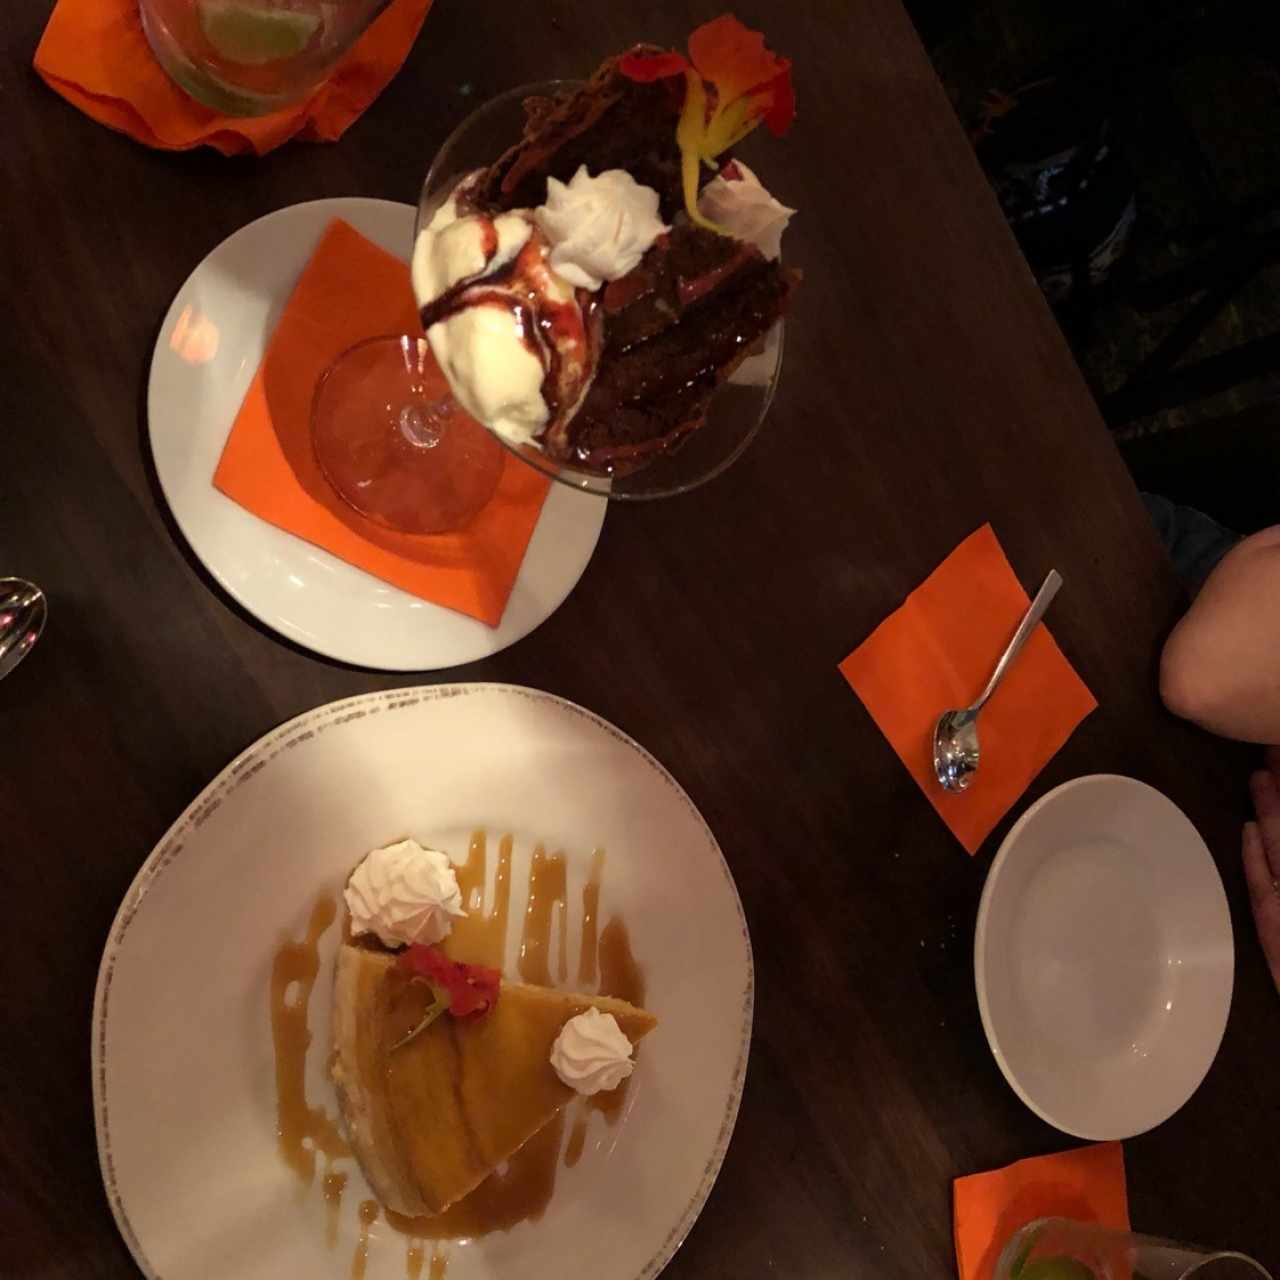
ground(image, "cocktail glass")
xmin=310 ymin=81 xmax=786 ymax=535
xmin=139 ymin=0 xmax=395 ymax=116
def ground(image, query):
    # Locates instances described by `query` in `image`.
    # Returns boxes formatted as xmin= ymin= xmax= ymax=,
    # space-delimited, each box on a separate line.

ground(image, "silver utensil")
xmin=0 ymin=578 xmax=47 ymax=681
xmin=932 ymin=569 xmax=1063 ymax=793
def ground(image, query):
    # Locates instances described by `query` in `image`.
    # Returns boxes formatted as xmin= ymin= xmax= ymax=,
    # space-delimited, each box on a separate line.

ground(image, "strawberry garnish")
xmin=398 ymin=944 xmax=501 ymax=1018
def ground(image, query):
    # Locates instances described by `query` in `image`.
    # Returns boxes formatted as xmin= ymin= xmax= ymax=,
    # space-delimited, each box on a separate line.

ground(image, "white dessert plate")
xmin=147 ymin=198 xmax=606 ymax=671
xmin=93 ymin=685 xmax=752 ymax=1280
xmin=975 ymin=774 xmax=1233 ymax=1139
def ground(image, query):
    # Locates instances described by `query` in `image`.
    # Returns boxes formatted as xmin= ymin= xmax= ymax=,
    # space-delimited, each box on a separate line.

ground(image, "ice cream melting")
xmin=411 ymin=169 xmax=668 ymax=451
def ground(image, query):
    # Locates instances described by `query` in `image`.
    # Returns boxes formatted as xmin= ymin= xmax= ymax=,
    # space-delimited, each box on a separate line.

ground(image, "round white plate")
xmin=147 ymin=198 xmax=606 ymax=671
xmin=975 ymin=774 xmax=1233 ymax=1139
xmin=93 ymin=685 xmax=752 ymax=1280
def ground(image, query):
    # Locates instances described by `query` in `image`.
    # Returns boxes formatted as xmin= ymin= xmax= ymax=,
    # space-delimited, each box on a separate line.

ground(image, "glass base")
xmin=312 ymin=336 xmax=504 ymax=536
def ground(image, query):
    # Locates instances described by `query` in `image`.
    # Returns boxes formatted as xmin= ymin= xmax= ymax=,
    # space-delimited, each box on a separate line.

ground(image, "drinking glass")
xmin=995 ymin=1218 xmax=1273 ymax=1280
xmin=139 ymin=0 xmax=394 ymax=116
xmin=310 ymin=82 xmax=786 ymax=535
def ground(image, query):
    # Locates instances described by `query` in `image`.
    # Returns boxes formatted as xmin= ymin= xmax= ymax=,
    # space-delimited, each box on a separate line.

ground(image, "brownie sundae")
xmin=410 ymin=16 xmax=799 ymax=478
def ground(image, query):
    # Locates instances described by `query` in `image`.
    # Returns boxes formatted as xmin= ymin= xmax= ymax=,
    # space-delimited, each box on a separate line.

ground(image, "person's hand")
xmin=1245 ymin=747 xmax=1280 ymax=993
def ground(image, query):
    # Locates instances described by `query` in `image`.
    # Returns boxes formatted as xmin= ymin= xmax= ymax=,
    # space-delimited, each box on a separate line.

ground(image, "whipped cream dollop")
xmin=534 ymin=166 xmax=669 ymax=290
xmin=344 ymin=839 xmax=465 ymax=948
xmin=549 ymin=1008 xmax=635 ymax=1095
xmin=698 ymin=161 xmax=795 ymax=260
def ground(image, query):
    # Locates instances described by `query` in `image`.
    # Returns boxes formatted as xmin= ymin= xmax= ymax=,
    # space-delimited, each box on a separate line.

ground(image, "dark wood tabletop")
xmin=3 ymin=0 xmax=1277 ymax=1277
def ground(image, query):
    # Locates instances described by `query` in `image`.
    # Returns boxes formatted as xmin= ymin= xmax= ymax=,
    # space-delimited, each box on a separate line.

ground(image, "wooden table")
xmin=3 ymin=1 xmax=1276 ymax=1276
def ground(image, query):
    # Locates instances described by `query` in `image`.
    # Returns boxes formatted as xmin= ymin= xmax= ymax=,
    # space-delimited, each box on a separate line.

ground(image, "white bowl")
xmin=975 ymin=774 xmax=1233 ymax=1139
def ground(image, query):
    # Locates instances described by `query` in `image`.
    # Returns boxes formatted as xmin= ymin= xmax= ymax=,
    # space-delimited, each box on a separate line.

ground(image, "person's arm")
xmin=1245 ymin=750 xmax=1280 ymax=994
xmin=1159 ymin=526 xmax=1280 ymax=744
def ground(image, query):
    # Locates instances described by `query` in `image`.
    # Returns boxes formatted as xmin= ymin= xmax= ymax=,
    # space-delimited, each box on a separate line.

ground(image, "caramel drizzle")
xmin=405 ymin=1240 xmax=447 ymax=1279
xmin=445 ymin=831 xmax=512 ymax=969
xmin=269 ymin=893 xmax=349 ymax=1183
xmin=322 ymin=1169 xmax=349 ymax=1249
xmin=350 ymin=1200 xmax=379 ymax=1280
xmin=591 ymin=917 xmax=646 ymax=1123
xmin=406 ymin=1241 xmax=425 ymax=1280
xmin=577 ymin=849 xmax=605 ymax=988
xmin=518 ymin=845 xmax=568 ymax=987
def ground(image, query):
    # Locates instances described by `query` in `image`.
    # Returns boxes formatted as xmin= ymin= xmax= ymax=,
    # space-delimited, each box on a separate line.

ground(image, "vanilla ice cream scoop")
xmin=412 ymin=178 xmax=604 ymax=449
xmin=412 ymin=167 xmax=669 ymax=451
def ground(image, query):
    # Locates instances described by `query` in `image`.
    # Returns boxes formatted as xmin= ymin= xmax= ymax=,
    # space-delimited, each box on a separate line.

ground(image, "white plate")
xmin=975 ymin=774 xmax=1233 ymax=1139
xmin=147 ymin=198 xmax=606 ymax=671
xmin=93 ymin=685 xmax=752 ymax=1280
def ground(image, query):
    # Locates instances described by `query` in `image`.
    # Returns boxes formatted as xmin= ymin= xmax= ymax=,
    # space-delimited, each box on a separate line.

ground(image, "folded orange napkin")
xmin=213 ymin=218 xmax=551 ymax=627
xmin=839 ymin=524 xmax=1097 ymax=854
xmin=34 ymin=0 xmax=431 ymax=156
xmin=954 ymin=1143 xmax=1130 ymax=1280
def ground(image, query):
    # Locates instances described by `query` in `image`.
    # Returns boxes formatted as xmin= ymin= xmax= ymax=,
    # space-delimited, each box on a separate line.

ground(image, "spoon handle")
xmin=972 ymin=570 xmax=1063 ymax=712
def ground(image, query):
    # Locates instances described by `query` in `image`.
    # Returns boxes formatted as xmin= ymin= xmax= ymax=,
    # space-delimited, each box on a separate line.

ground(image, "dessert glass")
xmin=311 ymin=82 xmax=786 ymax=534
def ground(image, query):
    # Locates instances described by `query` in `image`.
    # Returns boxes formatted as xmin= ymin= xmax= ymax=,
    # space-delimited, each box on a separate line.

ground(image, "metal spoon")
xmin=0 ymin=578 xmax=47 ymax=681
xmin=932 ymin=569 xmax=1063 ymax=793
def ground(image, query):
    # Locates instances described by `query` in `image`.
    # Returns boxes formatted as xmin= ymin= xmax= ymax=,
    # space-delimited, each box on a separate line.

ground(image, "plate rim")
xmin=145 ymin=196 xmax=606 ymax=673
xmin=91 ymin=682 xmax=754 ymax=1280
xmin=974 ymin=772 xmax=1234 ymax=1140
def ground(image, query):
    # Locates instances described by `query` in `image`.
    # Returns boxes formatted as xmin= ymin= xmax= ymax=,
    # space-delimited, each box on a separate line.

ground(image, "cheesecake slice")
xmin=331 ymin=943 xmax=658 ymax=1217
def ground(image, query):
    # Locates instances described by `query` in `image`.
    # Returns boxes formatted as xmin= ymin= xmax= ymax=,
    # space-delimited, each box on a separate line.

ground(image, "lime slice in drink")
xmin=1020 ymin=1258 xmax=1098 ymax=1280
xmin=197 ymin=1 xmax=322 ymax=65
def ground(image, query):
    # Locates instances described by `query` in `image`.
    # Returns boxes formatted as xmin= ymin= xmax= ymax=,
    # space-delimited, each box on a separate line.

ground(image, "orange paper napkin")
xmin=954 ymin=1143 xmax=1131 ymax=1280
xmin=839 ymin=524 xmax=1097 ymax=853
xmin=213 ymin=218 xmax=551 ymax=627
xmin=34 ymin=0 xmax=431 ymax=156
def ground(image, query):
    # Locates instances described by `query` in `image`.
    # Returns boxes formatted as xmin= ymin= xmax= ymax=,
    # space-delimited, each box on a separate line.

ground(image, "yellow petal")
xmin=702 ymin=93 xmax=762 ymax=157
xmin=673 ymin=67 xmax=734 ymax=234
xmin=675 ymin=68 xmax=707 ymax=154
xmin=682 ymin=146 xmax=729 ymax=231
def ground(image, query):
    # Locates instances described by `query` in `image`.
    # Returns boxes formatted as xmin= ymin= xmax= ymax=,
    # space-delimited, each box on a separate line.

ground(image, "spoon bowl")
xmin=933 ymin=708 xmax=981 ymax=792
xmin=0 ymin=578 xmax=48 ymax=681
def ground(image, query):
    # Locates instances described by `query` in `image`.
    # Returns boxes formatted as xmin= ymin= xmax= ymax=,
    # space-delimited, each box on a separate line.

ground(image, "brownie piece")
xmin=475 ymin=50 xmax=685 ymax=220
xmin=600 ymin=222 xmax=763 ymax=353
xmin=552 ymin=247 xmax=797 ymax=472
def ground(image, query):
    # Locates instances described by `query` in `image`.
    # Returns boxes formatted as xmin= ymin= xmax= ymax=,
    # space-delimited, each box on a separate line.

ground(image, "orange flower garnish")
xmin=620 ymin=15 xmax=794 ymax=230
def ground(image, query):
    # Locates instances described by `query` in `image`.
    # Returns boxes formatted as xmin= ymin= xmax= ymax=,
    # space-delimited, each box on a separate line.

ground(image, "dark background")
xmin=911 ymin=0 xmax=1280 ymax=533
